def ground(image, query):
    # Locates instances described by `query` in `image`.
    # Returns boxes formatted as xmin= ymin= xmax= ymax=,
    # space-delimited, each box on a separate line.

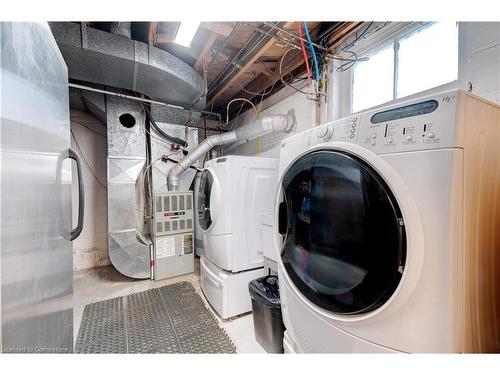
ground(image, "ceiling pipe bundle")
xmin=167 ymin=110 xmax=296 ymax=190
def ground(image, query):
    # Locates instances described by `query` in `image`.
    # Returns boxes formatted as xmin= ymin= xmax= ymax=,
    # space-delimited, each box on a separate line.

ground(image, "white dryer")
xmin=275 ymin=90 xmax=500 ymax=353
xmin=199 ymin=155 xmax=279 ymax=318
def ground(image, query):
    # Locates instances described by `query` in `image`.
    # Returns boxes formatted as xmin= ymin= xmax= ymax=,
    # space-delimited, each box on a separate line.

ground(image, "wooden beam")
xmin=155 ymin=34 xmax=175 ymax=44
xmin=200 ymin=22 xmax=234 ymax=37
xmin=148 ymin=22 xmax=159 ymax=44
xmin=194 ymin=32 xmax=218 ymax=71
xmin=208 ymin=22 xmax=293 ymax=107
xmin=327 ymin=22 xmax=364 ymax=49
xmin=234 ymin=52 xmax=306 ymax=103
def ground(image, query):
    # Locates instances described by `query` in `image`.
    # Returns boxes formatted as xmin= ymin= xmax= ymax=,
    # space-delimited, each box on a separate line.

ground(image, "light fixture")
xmin=174 ymin=21 xmax=200 ymax=47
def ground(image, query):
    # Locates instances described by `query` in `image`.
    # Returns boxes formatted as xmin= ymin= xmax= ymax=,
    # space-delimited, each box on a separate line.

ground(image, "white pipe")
xmin=167 ymin=110 xmax=296 ymax=190
xmin=68 ymin=82 xmax=220 ymax=119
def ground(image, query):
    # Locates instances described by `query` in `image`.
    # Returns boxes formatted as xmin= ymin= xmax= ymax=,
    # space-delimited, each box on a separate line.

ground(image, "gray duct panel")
xmin=69 ymin=88 xmax=107 ymax=123
xmin=151 ymin=103 xmax=201 ymax=126
xmin=49 ymin=22 xmax=205 ymax=108
xmin=109 ymin=22 xmax=131 ymax=38
xmin=106 ymin=96 xmax=150 ymax=279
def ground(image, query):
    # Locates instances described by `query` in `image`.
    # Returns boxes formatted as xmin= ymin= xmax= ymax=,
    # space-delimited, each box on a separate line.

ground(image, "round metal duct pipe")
xmin=49 ymin=22 xmax=205 ymax=109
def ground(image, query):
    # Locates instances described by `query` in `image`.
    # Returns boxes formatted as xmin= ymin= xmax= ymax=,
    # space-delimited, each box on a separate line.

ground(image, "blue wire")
xmin=303 ymin=21 xmax=320 ymax=82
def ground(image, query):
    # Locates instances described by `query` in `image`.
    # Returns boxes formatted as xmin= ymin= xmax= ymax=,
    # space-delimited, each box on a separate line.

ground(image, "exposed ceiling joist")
xmin=207 ymin=22 xmax=293 ymax=108
xmin=327 ymin=22 xmax=363 ymax=48
xmin=234 ymin=51 xmax=306 ymax=104
xmin=148 ymin=22 xmax=159 ymax=44
xmin=156 ymin=34 xmax=174 ymax=44
xmin=200 ymin=22 xmax=234 ymax=37
xmin=194 ymin=32 xmax=218 ymax=71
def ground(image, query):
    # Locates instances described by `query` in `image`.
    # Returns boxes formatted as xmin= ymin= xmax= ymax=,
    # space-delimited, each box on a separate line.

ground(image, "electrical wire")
xmin=137 ymin=103 xmax=184 ymax=151
xmin=336 ymin=50 xmax=361 ymax=72
xmin=237 ymin=82 xmax=276 ymax=97
xmin=70 ymin=119 xmax=106 ymax=138
xmin=142 ymin=104 xmax=188 ymax=147
xmin=297 ymin=22 xmax=312 ymax=85
xmin=226 ymin=98 xmax=260 ymax=125
xmin=303 ymin=22 xmax=320 ymax=82
xmin=341 ymin=22 xmax=374 ymax=52
xmin=279 ymin=49 xmax=310 ymax=95
xmin=70 ymin=129 xmax=107 ymax=191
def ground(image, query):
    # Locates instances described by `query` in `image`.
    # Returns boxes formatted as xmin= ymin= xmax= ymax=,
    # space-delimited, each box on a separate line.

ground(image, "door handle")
xmin=278 ymin=201 xmax=288 ymax=236
xmin=68 ymin=148 xmax=85 ymax=241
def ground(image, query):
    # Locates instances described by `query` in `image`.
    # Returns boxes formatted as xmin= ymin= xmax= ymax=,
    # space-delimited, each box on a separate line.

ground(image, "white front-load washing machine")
xmin=199 ymin=155 xmax=279 ymax=318
xmin=275 ymin=90 xmax=500 ymax=353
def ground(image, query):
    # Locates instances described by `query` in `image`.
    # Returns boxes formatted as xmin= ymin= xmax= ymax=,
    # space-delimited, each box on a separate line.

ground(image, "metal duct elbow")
xmin=167 ymin=110 xmax=296 ymax=191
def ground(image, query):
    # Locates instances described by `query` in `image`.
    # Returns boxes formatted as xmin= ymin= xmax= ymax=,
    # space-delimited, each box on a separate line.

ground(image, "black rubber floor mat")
xmin=75 ymin=281 xmax=236 ymax=353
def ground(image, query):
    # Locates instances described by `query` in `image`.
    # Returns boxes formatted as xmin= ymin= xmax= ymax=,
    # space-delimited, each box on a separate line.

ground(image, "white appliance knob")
xmin=318 ymin=125 xmax=334 ymax=140
xmin=370 ymin=140 xmax=376 ymax=146
xmin=406 ymin=135 xmax=413 ymax=141
xmin=427 ymin=132 xmax=436 ymax=139
xmin=387 ymin=137 xmax=393 ymax=144
xmin=371 ymin=133 xmax=377 ymax=139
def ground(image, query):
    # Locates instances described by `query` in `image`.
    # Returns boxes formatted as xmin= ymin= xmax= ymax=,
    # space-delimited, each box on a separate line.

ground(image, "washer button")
xmin=387 ymin=138 xmax=393 ymax=144
xmin=427 ymin=132 xmax=436 ymax=139
xmin=406 ymin=135 xmax=413 ymax=141
xmin=370 ymin=140 xmax=376 ymax=146
xmin=371 ymin=134 xmax=377 ymax=139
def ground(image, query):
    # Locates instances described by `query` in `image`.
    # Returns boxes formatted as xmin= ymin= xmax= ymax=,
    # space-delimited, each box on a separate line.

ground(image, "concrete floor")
xmin=73 ymin=258 xmax=266 ymax=353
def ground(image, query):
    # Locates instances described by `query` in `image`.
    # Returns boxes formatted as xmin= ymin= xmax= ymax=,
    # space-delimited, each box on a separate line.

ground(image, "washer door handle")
xmin=278 ymin=201 xmax=288 ymax=236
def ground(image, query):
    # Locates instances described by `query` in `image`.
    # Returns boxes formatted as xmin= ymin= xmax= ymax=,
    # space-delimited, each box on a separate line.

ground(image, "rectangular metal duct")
xmin=106 ymin=96 xmax=150 ymax=279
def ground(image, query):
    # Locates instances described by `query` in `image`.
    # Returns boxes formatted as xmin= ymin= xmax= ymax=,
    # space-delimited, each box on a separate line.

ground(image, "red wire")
xmin=298 ymin=22 xmax=312 ymax=85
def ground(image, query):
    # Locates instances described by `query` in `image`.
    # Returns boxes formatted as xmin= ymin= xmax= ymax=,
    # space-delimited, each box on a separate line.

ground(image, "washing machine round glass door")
xmin=198 ymin=169 xmax=214 ymax=230
xmin=279 ymin=150 xmax=406 ymax=315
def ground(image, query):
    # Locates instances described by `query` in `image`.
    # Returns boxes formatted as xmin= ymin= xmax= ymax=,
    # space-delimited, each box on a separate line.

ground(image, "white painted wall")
xmin=464 ymin=22 xmax=500 ymax=103
xmin=223 ymin=86 xmax=317 ymax=158
xmin=70 ymin=110 xmax=109 ymax=271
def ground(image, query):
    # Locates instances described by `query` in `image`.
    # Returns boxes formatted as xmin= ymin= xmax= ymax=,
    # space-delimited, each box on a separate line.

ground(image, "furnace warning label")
xmin=156 ymin=237 xmax=176 ymax=258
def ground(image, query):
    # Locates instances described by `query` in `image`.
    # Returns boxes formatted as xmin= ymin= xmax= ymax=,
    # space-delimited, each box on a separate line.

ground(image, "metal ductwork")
xmin=109 ymin=22 xmax=131 ymax=38
xmin=53 ymin=22 xmax=206 ymax=279
xmin=49 ymin=22 xmax=205 ymax=122
xmin=106 ymin=97 xmax=150 ymax=279
xmin=167 ymin=110 xmax=296 ymax=190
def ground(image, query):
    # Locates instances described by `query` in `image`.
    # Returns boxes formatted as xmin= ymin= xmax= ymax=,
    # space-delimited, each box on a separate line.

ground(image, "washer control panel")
xmin=280 ymin=90 xmax=463 ymax=160
xmin=356 ymin=91 xmax=461 ymax=154
xmin=361 ymin=121 xmax=442 ymax=148
xmin=311 ymin=115 xmax=360 ymax=145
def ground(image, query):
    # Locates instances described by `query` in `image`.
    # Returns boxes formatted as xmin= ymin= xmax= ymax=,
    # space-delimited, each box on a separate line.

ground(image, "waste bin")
xmin=249 ymin=275 xmax=285 ymax=353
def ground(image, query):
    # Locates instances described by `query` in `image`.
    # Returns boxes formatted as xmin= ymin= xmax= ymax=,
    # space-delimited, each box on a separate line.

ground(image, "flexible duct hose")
xmin=167 ymin=110 xmax=296 ymax=190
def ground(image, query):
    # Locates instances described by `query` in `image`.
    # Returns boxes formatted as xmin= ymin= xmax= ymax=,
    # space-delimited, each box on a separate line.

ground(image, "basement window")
xmin=351 ymin=22 xmax=459 ymax=113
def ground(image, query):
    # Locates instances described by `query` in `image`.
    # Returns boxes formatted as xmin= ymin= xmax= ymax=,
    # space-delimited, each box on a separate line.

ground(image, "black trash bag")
xmin=249 ymin=275 xmax=281 ymax=306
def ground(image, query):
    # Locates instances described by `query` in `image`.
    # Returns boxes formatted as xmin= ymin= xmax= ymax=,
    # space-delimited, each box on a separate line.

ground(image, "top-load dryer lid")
xmin=198 ymin=169 xmax=214 ymax=230
xmin=279 ymin=150 xmax=406 ymax=315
